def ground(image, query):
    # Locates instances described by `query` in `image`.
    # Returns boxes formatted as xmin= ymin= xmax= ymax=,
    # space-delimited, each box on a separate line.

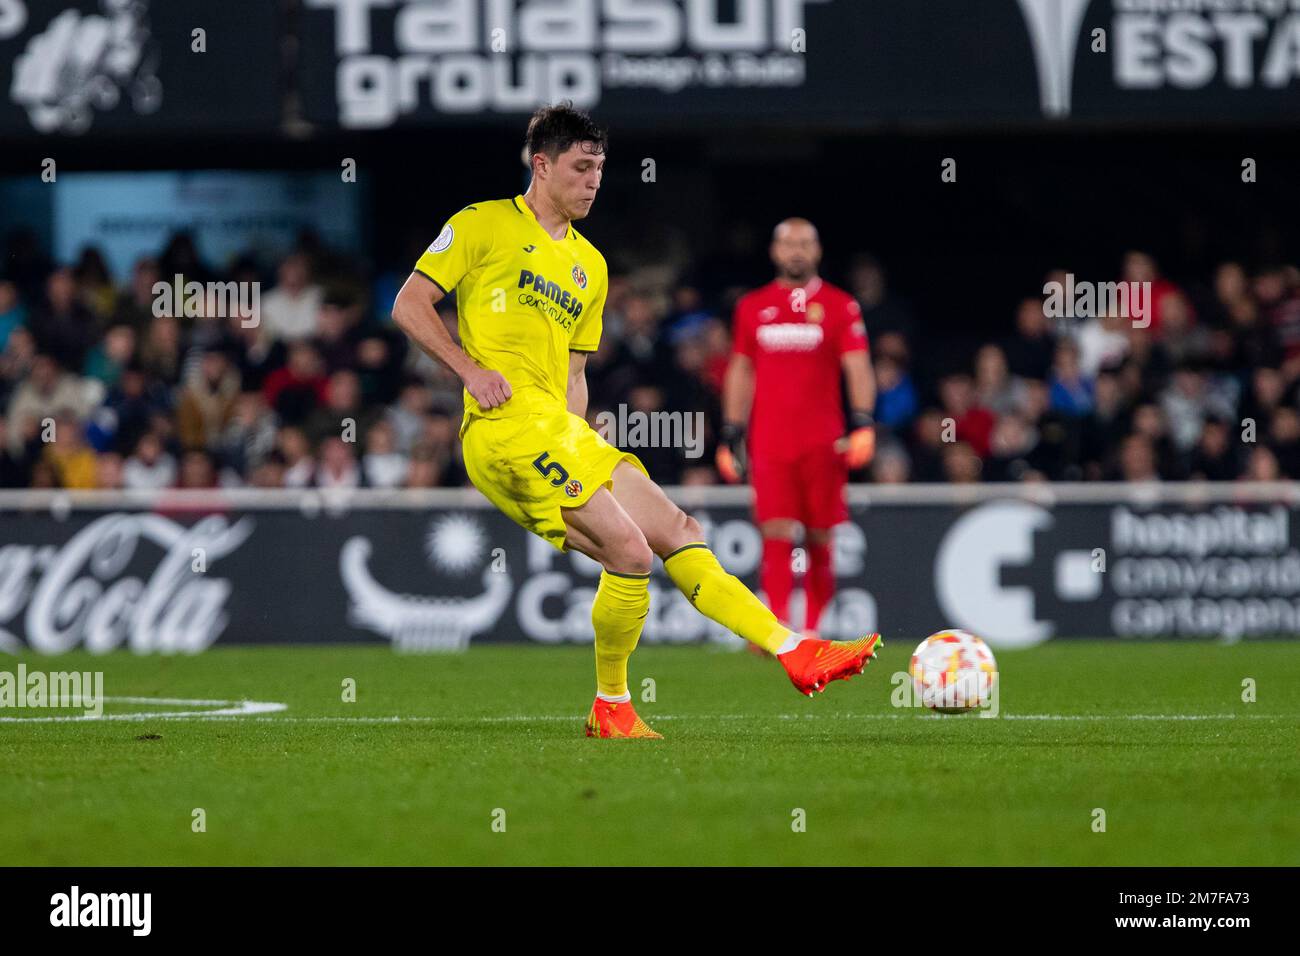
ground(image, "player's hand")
xmin=836 ymin=411 xmax=876 ymax=470
xmin=716 ymin=422 xmax=748 ymax=483
xmin=464 ymin=367 xmax=513 ymax=409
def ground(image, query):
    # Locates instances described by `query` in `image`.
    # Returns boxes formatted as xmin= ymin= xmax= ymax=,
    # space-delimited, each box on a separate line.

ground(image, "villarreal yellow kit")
xmin=414 ymin=195 xmax=646 ymax=550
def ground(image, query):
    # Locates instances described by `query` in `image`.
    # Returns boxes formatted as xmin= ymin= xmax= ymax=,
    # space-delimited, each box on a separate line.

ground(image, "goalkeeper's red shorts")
xmin=750 ymin=443 xmax=848 ymax=528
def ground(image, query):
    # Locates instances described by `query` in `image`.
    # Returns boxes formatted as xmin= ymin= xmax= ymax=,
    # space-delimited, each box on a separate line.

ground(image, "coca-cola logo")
xmin=0 ymin=512 xmax=254 ymax=655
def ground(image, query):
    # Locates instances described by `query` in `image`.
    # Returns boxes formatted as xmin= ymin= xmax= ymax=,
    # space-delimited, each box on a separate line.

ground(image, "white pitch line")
xmin=2 ymin=701 xmax=1294 ymax=725
xmin=27 ymin=711 xmax=1286 ymax=724
xmin=0 ymin=697 xmax=286 ymax=723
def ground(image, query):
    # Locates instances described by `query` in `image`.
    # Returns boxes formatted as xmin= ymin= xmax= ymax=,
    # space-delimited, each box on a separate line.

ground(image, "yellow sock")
xmin=663 ymin=543 xmax=790 ymax=654
xmin=592 ymin=570 xmax=650 ymax=698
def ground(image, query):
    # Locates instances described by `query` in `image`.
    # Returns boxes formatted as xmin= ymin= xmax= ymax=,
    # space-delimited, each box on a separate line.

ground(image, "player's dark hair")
xmin=525 ymin=103 xmax=607 ymax=162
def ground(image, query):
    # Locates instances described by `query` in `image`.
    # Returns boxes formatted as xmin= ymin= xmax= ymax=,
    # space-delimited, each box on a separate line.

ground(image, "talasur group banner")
xmin=1 ymin=488 xmax=1298 ymax=655
xmin=0 ymin=0 xmax=281 ymax=137
xmin=295 ymin=0 xmax=1300 ymax=130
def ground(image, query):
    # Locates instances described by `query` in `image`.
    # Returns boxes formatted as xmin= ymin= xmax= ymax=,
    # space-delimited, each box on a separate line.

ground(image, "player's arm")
xmin=392 ymin=273 xmax=512 ymax=409
xmin=839 ymin=348 xmax=877 ymax=469
xmin=717 ymin=304 xmax=757 ymax=483
xmin=567 ymin=350 xmax=589 ymax=418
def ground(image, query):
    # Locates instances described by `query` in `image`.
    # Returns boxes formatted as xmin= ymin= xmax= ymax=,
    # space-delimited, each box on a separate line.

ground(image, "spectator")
xmin=1189 ymin=418 xmax=1237 ymax=482
xmin=43 ymin=414 xmax=97 ymax=489
xmin=973 ymin=344 xmax=1027 ymax=417
xmin=305 ymin=369 xmax=375 ymax=447
xmin=315 ymin=436 xmax=362 ymax=489
xmin=940 ymin=441 xmax=982 ymax=483
xmin=848 ymin=253 xmax=916 ymax=342
xmin=361 ymin=419 xmax=409 ymax=489
xmin=1268 ymin=407 xmax=1300 ymax=478
xmin=6 ymin=354 xmax=94 ymax=454
xmin=177 ymin=449 xmax=218 ymax=489
xmin=0 ymin=280 xmax=27 ymax=351
xmin=139 ymin=314 xmax=183 ymax=386
xmin=1122 ymin=250 xmax=1187 ymax=337
xmin=938 ymin=374 xmax=996 ymax=458
xmin=874 ymin=352 xmax=919 ymax=431
xmin=277 ymin=426 xmax=315 ymax=488
xmin=1242 ymin=445 xmax=1282 ymax=481
xmin=1048 ymin=341 xmax=1094 ymax=417
xmin=218 ymin=391 xmax=277 ymax=477
xmin=177 ymin=349 xmax=241 ymax=450
xmin=83 ymin=324 xmax=136 ymax=387
xmin=870 ymin=442 xmax=911 ymax=484
xmin=29 ymin=268 xmax=96 ymax=369
xmin=1074 ymin=310 xmax=1130 ymax=378
xmin=123 ymin=432 xmax=176 ymax=490
xmin=259 ymin=253 xmax=323 ymax=343
xmin=263 ymin=342 xmax=328 ymax=425
xmin=95 ymin=451 xmax=125 ymax=489
xmin=1003 ymin=297 xmax=1056 ymax=380
xmin=1116 ymin=433 xmax=1160 ymax=482
xmin=111 ymin=256 xmax=163 ymax=333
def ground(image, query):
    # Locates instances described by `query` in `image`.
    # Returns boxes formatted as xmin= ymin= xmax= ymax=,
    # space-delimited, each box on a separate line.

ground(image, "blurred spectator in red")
xmin=1123 ymin=250 xmax=1188 ymax=337
xmin=263 ymin=342 xmax=328 ymax=425
xmin=938 ymin=373 xmax=995 ymax=458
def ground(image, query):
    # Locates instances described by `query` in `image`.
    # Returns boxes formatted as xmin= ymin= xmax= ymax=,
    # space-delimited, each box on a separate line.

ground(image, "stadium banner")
xmin=0 ymin=0 xmax=281 ymax=136
xmin=2 ymin=484 xmax=1300 ymax=655
xmin=295 ymin=0 xmax=1300 ymax=130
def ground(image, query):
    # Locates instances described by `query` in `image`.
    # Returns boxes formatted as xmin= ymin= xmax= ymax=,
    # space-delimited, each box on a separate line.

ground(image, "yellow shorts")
xmin=461 ymin=405 xmax=648 ymax=551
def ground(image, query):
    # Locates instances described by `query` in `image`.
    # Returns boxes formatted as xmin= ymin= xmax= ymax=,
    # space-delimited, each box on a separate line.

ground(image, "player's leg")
xmin=799 ymin=443 xmax=851 ymax=636
xmin=561 ymin=487 xmax=661 ymax=739
xmin=751 ymin=455 xmax=801 ymax=628
xmin=608 ymin=460 xmax=793 ymax=655
xmin=759 ymin=519 xmax=797 ymax=629
xmin=804 ymin=527 xmax=834 ymax=636
xmin=608 ymin=461 xmax=881 ymax=694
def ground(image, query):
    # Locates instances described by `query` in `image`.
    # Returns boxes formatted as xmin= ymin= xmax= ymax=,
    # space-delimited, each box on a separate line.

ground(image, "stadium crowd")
xmin=1 ymin=228 xmax=1298 ymax=490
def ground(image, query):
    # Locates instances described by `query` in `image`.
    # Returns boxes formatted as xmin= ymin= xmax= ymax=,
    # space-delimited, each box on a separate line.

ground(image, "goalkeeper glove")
xmin=839 ymin=410 xmax=876 ymax=470
xmin=716 ymin=422 xmax=748 ymax=484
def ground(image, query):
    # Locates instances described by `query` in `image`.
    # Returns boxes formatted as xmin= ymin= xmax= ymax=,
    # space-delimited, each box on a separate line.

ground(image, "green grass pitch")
xmin=2 ymin=641 xmax=1297 ymax=866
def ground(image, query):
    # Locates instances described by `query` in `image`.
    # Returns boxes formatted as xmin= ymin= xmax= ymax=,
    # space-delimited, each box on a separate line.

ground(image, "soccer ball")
xmin=908 ymin=629 xmax=998 ymax=713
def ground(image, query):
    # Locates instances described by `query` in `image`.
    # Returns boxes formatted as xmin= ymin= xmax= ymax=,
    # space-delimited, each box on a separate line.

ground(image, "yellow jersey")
xmin=413 ymin=195 xmax=608 ymax=433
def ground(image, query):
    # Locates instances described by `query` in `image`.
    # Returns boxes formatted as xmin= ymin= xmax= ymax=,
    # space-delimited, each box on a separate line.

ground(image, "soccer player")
xmin=717 ymin=219 xmax=877 ymax=639
xmin=392 ymin=106 xmax=881 ymax=739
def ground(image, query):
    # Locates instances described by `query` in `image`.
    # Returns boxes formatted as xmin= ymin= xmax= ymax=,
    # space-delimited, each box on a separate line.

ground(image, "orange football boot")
xmin=584 ymin=697 xmax=663 ymax=739
xmin=778 ymin=633 xmax=883 ymax=697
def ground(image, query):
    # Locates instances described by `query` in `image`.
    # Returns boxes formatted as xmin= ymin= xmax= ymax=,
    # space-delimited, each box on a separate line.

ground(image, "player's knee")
xmin=610 ymin=526 xmax=653 ymax=576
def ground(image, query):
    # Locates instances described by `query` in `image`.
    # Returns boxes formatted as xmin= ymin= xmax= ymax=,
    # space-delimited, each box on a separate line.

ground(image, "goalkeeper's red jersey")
xmin=732 ymin=277 xmax=869 ymax=461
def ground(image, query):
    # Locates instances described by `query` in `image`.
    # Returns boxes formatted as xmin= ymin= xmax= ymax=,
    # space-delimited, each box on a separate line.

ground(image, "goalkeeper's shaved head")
xmin=771 ymin=218 xmax=822 ymax=284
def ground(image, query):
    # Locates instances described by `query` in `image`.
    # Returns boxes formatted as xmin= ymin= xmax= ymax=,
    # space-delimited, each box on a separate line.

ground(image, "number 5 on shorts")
xmin=532 ymin=451 xmax=570 ymax=486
